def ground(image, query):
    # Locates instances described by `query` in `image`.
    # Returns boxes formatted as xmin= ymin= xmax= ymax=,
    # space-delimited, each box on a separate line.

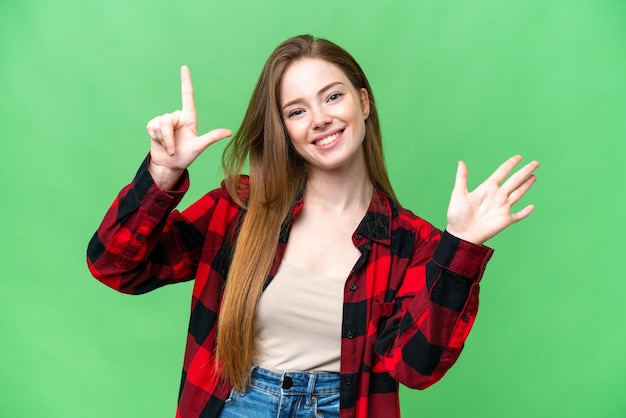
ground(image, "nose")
xmin=311 ymin=108 xmax=332 ymax=130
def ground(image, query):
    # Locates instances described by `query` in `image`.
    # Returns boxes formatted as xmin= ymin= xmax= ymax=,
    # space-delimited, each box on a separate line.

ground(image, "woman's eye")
xmin=328 ymin=92 xmax=343 ymax=102
xmin=288 ymin=109 xmax=304 ymax=118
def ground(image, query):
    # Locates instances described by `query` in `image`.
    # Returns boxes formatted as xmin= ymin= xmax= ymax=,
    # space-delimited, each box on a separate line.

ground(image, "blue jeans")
xmin=219 ymin=366 xmax=340 ymax=418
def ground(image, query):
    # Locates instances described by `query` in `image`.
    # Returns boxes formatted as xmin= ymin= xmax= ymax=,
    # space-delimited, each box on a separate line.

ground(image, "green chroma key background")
xmin=1 ymin=0 xmax=624 ymax=417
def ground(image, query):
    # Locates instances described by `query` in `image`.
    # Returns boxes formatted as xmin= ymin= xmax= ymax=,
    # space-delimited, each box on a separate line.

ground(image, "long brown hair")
xmin=217 ymin=34 xmax=397 ymax=391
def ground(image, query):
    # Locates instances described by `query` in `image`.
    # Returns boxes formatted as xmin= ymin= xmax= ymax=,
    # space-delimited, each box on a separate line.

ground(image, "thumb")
xmin=194 ymin=128 xmax=232 ymax=154
xmin=453 ymin=160 xmax=468 ymax=193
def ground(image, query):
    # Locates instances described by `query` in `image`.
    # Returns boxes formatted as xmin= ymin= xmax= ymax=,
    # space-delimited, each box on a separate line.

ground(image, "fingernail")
xmin=167 ymin=146 xmax=174 ymax=155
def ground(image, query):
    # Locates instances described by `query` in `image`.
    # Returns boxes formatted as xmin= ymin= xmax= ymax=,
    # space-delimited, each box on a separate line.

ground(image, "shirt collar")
xmin=355 ymin=188 xmax=392 ymax=245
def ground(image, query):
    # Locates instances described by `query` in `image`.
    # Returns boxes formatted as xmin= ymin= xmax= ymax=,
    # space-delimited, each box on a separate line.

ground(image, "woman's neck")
xmin=303 ymin=162 xmax=373 ymax=214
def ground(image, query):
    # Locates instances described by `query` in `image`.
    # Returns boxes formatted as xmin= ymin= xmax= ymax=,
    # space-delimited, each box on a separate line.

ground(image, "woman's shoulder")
xmin=210 ymin=174 xmax=250 ymax=205
xmin=390 ymin=198 xmax=441 ymax=239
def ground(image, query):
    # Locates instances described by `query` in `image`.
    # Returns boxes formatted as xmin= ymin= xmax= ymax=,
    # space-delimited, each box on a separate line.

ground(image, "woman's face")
xmin=279 ymin=58 xmax=370 ymax=174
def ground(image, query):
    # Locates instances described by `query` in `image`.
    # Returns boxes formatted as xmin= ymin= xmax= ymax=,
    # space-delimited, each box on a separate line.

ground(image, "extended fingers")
xmin=511 ymin=204 xmax=535 ymax=224
xmin=180 ymin=65 xmax=196 ymax=114
xmin=501 ymin=159 xmax=540 ymax=195
xmin=488 ymin=155 xmax=523 ymax=185
xmin=503 ymin=159 xmax=538 ymax=223
xmin=507 ymin=173 xmax=537 ymax=206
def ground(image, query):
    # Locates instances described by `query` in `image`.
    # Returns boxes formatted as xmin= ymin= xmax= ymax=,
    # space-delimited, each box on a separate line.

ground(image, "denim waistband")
xmin=250 ymin=366 xmax=341 ymax=396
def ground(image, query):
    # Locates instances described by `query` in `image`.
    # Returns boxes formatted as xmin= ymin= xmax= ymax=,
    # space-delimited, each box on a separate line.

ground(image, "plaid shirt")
xmin=87 ymin=157 xmax=493 ymax=418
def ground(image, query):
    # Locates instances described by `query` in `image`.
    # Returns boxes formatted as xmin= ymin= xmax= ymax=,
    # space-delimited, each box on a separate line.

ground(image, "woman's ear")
xmin=360 ymin=88 xmax=370 ymax=119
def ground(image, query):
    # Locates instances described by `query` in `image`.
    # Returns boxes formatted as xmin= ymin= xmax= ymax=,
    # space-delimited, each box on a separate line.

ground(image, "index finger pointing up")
xmin=180 ymin=65 xmax=196 ymax=113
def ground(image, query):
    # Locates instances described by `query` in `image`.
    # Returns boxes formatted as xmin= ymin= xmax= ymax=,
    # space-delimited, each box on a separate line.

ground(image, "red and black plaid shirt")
xmin=87 ymin=157 xmax=493 ymax=418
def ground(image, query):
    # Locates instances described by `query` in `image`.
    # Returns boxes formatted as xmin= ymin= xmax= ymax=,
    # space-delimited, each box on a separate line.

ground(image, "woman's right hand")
xmin=146 ymin=65 xmax=232 ymax=190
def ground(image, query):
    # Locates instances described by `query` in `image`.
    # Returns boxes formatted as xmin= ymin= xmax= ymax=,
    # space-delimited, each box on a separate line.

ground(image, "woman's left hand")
xmin=445 ymin=155 xmax=539 ymax=245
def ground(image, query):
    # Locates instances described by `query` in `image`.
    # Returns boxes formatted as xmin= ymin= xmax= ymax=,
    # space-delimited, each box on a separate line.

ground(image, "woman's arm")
xmin=374 ymin=228 xmax=492 ymax=389
xmin=86 ymin=65 xmax=233 ymax=294
xmin=374 ymin=156 xmax=538 ymax=387
xmin=86 ymin=160 xmax=231 ymax=294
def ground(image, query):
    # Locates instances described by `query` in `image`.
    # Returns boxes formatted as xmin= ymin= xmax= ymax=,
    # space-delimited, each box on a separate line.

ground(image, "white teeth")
xmin=315 ymin=131 xmax=341 ymax=146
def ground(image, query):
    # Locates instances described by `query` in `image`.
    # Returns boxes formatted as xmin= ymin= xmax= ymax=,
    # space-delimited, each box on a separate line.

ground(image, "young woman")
xmin=87 ymin=35 xmax=538 ymax=418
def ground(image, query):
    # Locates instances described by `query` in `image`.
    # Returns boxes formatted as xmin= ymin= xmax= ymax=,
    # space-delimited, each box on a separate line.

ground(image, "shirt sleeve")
xmin=374 ymin=229 xmax=493 ymax=389
xmin=86 ymin=156 xmax=229 ymax=294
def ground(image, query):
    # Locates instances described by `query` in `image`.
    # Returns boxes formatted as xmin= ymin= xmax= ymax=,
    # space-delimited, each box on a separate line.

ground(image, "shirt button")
xmin=355 ymin=234 xmax=362 ymax=240
xmin=349 ymin=284 xmax=357 ymax=291
xmin=136 ymin=234 xmax=143 ymax=241
xmin=156 ymin=200 xmax=166 ymax=207
xmin=345 ymin=377 xmax=353 ymax=385
xmin=461 ymin=314 xmax=469 ymax=322
xmin=347 ymin=331 xmax=354 ymax=339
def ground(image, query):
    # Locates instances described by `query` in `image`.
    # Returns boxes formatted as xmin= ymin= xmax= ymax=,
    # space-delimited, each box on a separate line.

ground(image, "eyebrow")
xmin=281 ymin=81 xmax=345 ymax=111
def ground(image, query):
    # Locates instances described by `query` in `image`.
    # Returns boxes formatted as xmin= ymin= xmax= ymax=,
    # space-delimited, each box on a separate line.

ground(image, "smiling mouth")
xmin=314 ymin=130 xmax=343 ymax=146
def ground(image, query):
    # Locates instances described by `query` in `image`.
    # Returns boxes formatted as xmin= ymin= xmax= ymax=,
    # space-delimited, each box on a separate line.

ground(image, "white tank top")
xmin=255 ymin=261 xmax=346 ymax=373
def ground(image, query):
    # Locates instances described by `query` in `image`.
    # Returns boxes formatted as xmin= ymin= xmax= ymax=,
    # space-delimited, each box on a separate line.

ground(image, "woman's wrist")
xmin=148 ymin=160 xmax=184 ymax=191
